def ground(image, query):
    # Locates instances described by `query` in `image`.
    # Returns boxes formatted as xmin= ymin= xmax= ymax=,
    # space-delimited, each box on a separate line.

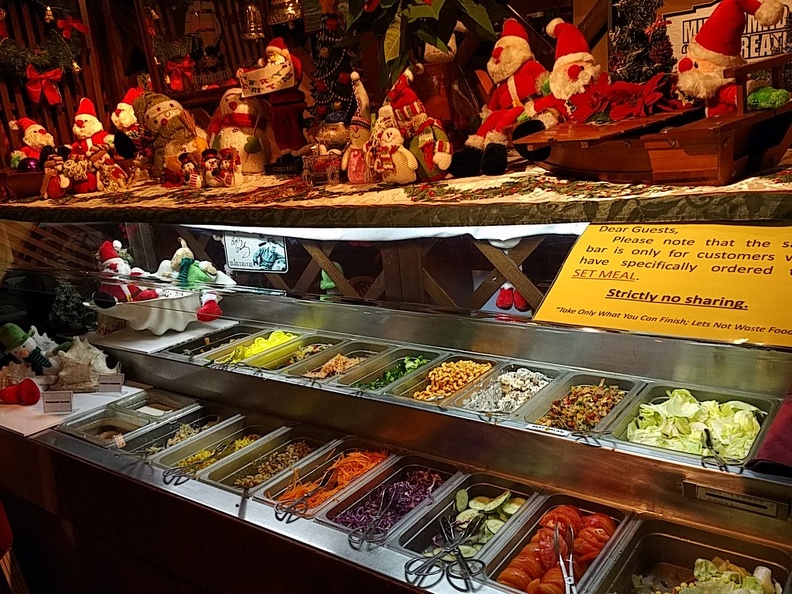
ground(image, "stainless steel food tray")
xmin=58 ymin=407 xmax=153 ymax=447
xmin=386 ymin=355 xmax=502 ymax=405
xmin=201 ymin=328 xmax=302 ymax=363
xmin=483 ymin=493 xmax=630 ymax=593
xmin=119 ymin=404 xmax=242 ymax=457
xmin=253 ymin=437 xmax=396 ymax=517
xmin=108 ymin=388 xmax=199 ymax=420
xmin=335 ymin=347 xmax=447 ymax=391
xmin=521 ymin=372 xmax=643 ymax=432
xmin=448 ymin=362 xmax=567 ymax=418
xmin=318 ymin=454 xmax=463 ymax=540
xmin=151 ymin=414 xmax=287 ymax=471
xmin=391 ymin=472 xmax=541 ymax=561
xmin=164 ymin=325 xmax=268 ymax=359
xmin=608 ymin=382 xmax=780 ymax=463
xmin=282 ymin=340 xmax=392 ymax=381
xmin=244 ymin=334 xmax=348 ymax=370
xmin=198 ymin=424 xmax=344 ymax=493
xmin=589 ymin=518 xmax=792 ymax=594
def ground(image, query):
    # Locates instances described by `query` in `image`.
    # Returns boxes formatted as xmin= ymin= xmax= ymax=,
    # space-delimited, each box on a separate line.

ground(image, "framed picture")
xmin=222 ymin=233 xmax=288 ymax=273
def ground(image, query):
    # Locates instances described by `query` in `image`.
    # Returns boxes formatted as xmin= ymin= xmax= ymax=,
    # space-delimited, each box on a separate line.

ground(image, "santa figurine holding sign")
xmin=676 ymin=0 xmax=788 ymax=116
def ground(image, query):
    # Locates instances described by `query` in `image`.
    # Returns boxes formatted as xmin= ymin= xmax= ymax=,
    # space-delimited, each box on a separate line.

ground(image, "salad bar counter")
xmin=2 ymin=295 xmax=792 ymax=593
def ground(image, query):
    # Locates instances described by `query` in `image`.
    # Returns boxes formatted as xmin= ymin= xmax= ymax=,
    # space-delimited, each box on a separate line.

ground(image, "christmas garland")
xmin=0 ymin=0 xmax=85 ymax=78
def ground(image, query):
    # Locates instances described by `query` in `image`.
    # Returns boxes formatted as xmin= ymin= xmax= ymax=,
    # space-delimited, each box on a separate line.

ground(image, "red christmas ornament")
xmin=317 ymin=105 xmax=328 ymax=116
xmin=338 ymin=72 xmax=350 ymax=84
xmin=326 ymin=16 xmax=339 ymax=31
xmin=315 ymin=80 xmax=328 ymax=92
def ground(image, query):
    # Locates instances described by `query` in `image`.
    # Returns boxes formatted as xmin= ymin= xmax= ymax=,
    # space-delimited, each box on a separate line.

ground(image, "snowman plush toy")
xmin=208 ymin=88 xmax=273 ymax=174
xmin=0 ymin=323 xmax=70 ymax=376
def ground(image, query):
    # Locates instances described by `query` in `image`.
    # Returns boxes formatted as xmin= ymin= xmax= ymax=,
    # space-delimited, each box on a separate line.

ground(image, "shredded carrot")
xmin=275 ymin=450 xmax=388 ymax=509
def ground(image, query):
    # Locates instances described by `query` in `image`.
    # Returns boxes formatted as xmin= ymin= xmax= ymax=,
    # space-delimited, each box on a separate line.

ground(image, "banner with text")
xmin=533 ymin=224 xmax=792 ymax=347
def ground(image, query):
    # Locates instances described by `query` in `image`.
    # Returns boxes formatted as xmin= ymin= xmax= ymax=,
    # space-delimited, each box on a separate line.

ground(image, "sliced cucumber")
xmin=484 ymin=491 xmax=511 ymax=513
xmin=486 ymin=519 xmax=505 ymax=534
xmin=455 ymin=489 xmax=469 ymax=514
xmin=456 ymin=508 xmax=481 ymax=527
xmin=473 ymin=543 xmax=484 ymax=551
xmin=468 ymin=496 xmax=491 ymax=510
xmin=497 ymin=509 xmax=510 ymax=523
xmin=476 ymin=530 xmax=493 ymax=544
xmin=502 ymin=497 xmax=526 ymax=516
xmin=429 ymin=548 xmax=456 ymax=562
xmin=458 ymin=545 xmax=478 ymax=559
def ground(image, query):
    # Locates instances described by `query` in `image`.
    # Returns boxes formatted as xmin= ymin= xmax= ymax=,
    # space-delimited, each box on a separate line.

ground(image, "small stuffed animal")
xmin=110 ymin=87 xmax=146 ymax=158
xmin=208 ymin=88 xmax=273 ymax=173
xmin=201 ymin=148 xmax=223 ymax=187
xmin=158 ymin=238 xmax=223 ymax=321
xmin=342 ymin=72 xmax=378 ymax=184
xmin=93 ymin=240 xmax=160 ymax=308
xmin=41 ymin=155 xmax=70 ymax=199
xmin=374 ymin=127 xmax=418 ymax=184
xmin=0 ymin=323 xmax=69 ymax=376
xmin=179 ymin=152 xmax=203 ymax=188
xmin=218 ymin=147 xmax=243 ymax=187
xmin=9 ymin=117 xmax=55 ymax=166
xmin=71 ymin=98 xmax=112 ymax=158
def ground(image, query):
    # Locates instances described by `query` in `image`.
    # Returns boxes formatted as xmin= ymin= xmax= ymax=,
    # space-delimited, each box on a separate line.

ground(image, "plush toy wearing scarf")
xmin=0 ymin=323 xmax=69 ymax=376
xmin=342 ymin=72 xmax=379 ymax=184
xmin=386 ymin=67 xmax=452 ymax=182
xmin=208 ymin=88 xmax=273 ymax=173
xmin=159 ymin=238 xmax=224 ymax=322
xmin=374 ymin=127 xmax=418 ymax=184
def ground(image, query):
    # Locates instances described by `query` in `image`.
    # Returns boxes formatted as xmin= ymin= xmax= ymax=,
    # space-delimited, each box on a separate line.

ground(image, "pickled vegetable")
xmin=537 ymin=379 xmax=626 ymax=431
xmin=175 ymin=433 xmax=261 ymax=472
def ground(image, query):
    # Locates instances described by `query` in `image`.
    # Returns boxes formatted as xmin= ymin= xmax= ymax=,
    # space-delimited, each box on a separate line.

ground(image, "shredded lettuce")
xmin=626 ymin=389 xmax=763 ymax=459
xmin=676 ymin=558 xmax=767 ymax=594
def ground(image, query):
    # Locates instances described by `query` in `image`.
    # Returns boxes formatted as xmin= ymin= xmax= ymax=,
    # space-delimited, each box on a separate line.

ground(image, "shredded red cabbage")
xmin=334 ymin=468 xmax=444 ymax=532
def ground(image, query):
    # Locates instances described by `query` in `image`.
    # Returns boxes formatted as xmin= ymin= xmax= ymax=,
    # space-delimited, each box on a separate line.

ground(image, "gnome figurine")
xmin=0 ymin=323 xmax=69 ymax=376
xmin=676 ymin=0 xmax=787 ymax=116
xmin=9 ymin=117 xmax=55 ymax=166
xmin=342 ymin=72 xmax=378 ymax=184
xmin=387 ymin=66 xmax=453 ymax=182
xmin=110 ymin=87 xmax=145 ymax=158
xmin=449 ymin=19 xmax=547 ymax=178
xmin=133 ymin=92 xmax=201 ymax=179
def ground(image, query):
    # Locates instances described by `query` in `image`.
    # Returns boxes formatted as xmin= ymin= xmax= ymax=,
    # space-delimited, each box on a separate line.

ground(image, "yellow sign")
xmin=534 ymin=224 xmax=792 ymax=347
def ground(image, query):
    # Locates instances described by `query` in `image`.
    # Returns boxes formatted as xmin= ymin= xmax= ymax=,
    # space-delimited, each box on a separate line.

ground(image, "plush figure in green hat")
xmin=0 ymin=323 xmax=69 ymax=375
xmin=161 ymin=238 xmax=223 ymax=322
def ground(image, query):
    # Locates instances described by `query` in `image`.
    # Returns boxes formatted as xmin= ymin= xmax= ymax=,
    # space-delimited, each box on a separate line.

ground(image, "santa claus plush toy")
xmin=9 ymin=117 xmax=55 ymax=164
xmin=676 ymin=0 xmax=786 ymax=116
xmin=449 ymin=19 xmax=547 ymax=178
xmin=110 ymin=87 xmax=145 ymax=159
xmin=259 ymin=37 xmax=303 ymax=84
xmin=512 ymin=19 xmax=605 ymax=160
xmin=71 ymin=97 xmax=112 ymax=157
xmin=93 ymin=240 xmax=160 ymax=308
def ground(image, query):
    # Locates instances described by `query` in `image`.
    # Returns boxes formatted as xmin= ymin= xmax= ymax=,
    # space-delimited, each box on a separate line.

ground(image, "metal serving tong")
xmin=162 ymin=440 xmax=231 ymax=484
xmin=700 ymin=428 xmax=743 ymax=473
xmin=274 ymin=466 xmax=339 ymax=517
xmin=404 ymin=515 xmax=486 ymax=591
xmin=347 ymin=487 xmax=396 ymax=549
xmin=553 ymin=523 xmax=578 ymax=594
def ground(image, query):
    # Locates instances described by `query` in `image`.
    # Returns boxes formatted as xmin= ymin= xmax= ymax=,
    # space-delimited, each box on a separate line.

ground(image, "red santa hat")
xmin=546 ymin=19 xmax=595 ymax=69
xmin=76 ymin=97 xmax=100 ymax=123
xmin=119 ymin=87 xmax=144 ymax=109
xmin=98 ymin=240 xmax=124 ymax=267
xmin=495 ymin=19 xmax=534 ymax=62
xmin=9 ymin=117 xmax=38 ymax=133
xmin=689 ymin=0 xmax=784 ymax=68
xmin=266 ymin=37 xmax=288 ymax=55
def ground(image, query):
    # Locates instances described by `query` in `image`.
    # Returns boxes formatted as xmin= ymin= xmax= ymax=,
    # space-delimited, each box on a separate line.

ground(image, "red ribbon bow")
xmin=57 ymin=16 xmax=88 ymax=40
xmin=25 ymin=65 xmax=62 ymax=105
xmin=165 ymin=56 xmax=195 ymax=93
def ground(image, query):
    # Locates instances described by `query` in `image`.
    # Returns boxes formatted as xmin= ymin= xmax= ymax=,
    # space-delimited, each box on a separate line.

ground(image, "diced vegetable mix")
xmin=355 ymin=356 xmax=429 ymax=390
xmin=626 ymin=389 xmax=763 ymax=459
xmin=411 ymin=360 xmax=493 ymax=402
xmin=233 ymin=440 xmax=315 ymax=489
xmin=537 ymin=379 xmax=626 ymax=431
xmin=463 ymin=368 xmax=552 ymax=413
xmin=334 ymin=469 xmax=445 ymax=532
xmin=175 ymin=433 xmax=262 ymax=472
xmin=286 ymin=343 xmax=333 ymax=366
xmin=498 ymin=505 xmax=618 ymax=592
xmin=422 ymin=489 xmax=526 ymax=560
xmin=274 ymin=450 xmax=388 ymax=509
